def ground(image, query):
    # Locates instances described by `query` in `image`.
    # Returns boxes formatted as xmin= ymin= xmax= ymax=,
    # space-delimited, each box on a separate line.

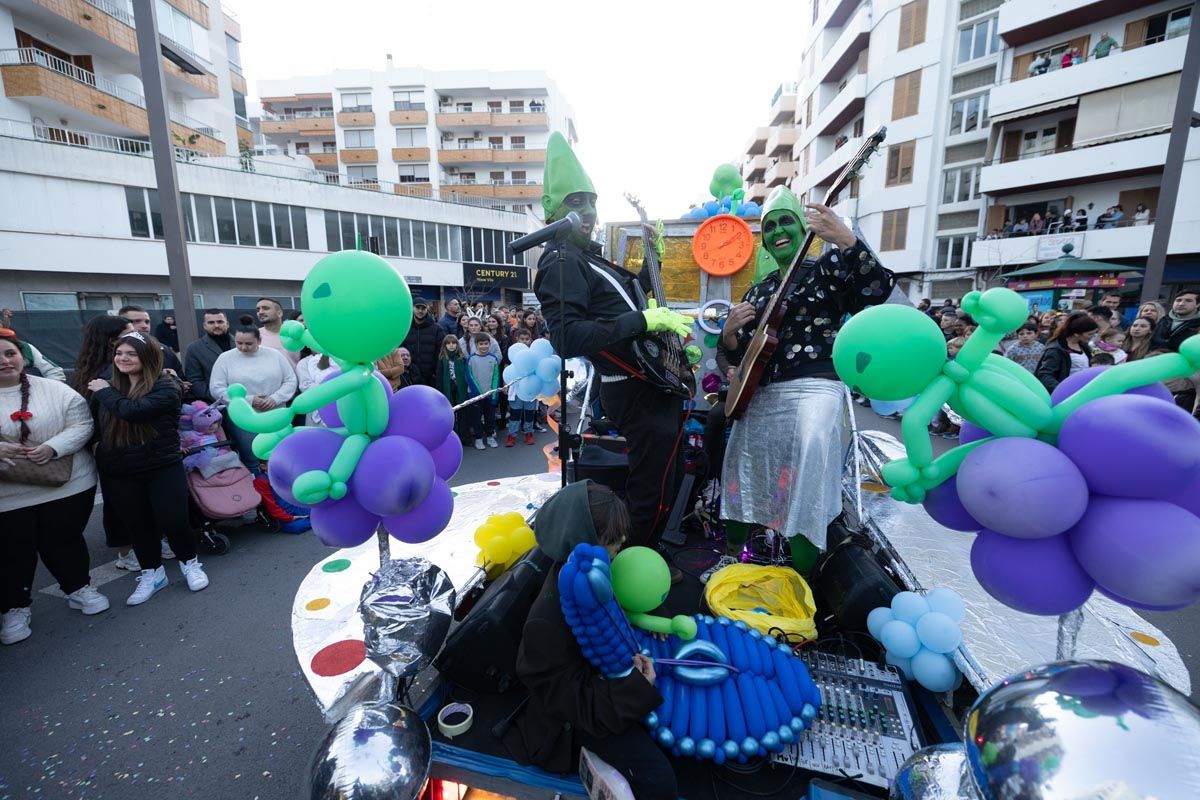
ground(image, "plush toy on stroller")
xmin=179 ymin=401 xmax=263 ymax=554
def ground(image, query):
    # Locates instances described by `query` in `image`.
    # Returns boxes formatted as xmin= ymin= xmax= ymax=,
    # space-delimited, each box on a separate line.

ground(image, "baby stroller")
xmin=179 ymin=401 xmax=270 ymax=554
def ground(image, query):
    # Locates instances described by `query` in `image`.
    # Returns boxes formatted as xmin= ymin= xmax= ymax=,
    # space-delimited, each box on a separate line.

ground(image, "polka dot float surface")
xmin=310 ymin=639 xmax=366 ymax=677
xmin=305 ymin=597 xmax=332 ymax=611
xmin=321 ymin=558 xmax=351 ymax=573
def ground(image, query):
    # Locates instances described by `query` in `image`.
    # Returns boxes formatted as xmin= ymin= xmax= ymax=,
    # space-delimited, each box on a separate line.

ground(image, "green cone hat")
xmin=541 ymin=132 xmax=596 ymax=219
xmin=762 ymin=185 xmax=808 ymax=234
xmin=752 ymin=245 xmax=779 ymax=284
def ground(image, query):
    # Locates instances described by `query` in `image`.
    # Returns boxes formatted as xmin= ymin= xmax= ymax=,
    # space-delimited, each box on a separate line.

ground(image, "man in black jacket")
xmin=437 ymin=298 xmax=461 ymax=338
xmin=533 ymin=132 xmax=692 ymax=555
xmin=401 ymin=301 xmax=442 ymax=387
xmin=183 ymin=310 xmax=234 ymax=402
xmin=1152 ymin=288 xmax=1200 ymax=353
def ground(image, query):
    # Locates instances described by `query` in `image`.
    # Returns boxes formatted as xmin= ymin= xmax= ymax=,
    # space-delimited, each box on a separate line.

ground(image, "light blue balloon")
xmin=720 ymin=195 xmax=733 ymax=206
xmin=880 ymin=619 xmax=921 ymax=659
xmin=703 ymin=200 xmax=720 ymax=215
xmin=507 ymin=341 xmax=529 ymax=360
xmin=502 ymin=364 xmax=520 ymax=384
xmin=529 ymin=338 xmax=555 ymax=359
xmin=925 ymin=588 xmax=966 ymax=623
xmin=891 ymin=591 xmax=930 ymax=624
xmin=516 ymin=378 xmax=540 ymax=402
xmin=866 ymin=606 xmax=895 ymax=640
xmin=916 ymin=611 xmax=962 ymax=654
xmin=886 ymin=652 xmax=914 ymax=681
xmin=535 ymin=357 xmax=560 ymax=383
xmin=537 ymin=378 xmax=559 ymax=399
xmin=511 ymin=350 xmax=538 ymax=375
xmin=911 ymin=648 xmax=958 ymax=692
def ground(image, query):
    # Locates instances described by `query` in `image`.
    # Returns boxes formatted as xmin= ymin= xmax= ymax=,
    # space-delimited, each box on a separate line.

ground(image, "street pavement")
xmin=1 ymin=409 xmax=1196 ymax=800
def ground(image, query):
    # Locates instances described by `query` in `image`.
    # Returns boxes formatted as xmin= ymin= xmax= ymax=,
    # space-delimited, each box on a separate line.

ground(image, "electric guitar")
xmin=725 ymin=126 xmax=887 ymax=420
xmin=622 ymin=193 xmax=697 ymax=398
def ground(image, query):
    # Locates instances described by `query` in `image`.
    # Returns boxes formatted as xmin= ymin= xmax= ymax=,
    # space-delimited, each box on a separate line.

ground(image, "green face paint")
xmin=763 ymin=211 xmax=804 ymax=266
xmin=558 ymin=191 xmax=598 ymax=248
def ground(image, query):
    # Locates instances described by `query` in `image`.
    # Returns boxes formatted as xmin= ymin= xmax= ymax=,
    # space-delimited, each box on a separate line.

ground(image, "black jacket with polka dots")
xmin=722 ymin=239 xmax=893 ymax=384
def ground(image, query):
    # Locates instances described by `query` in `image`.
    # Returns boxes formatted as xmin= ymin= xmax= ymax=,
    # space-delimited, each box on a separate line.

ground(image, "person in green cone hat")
xmin=715 ymin=186 xmax=894 ymax=577
xmin=533 ymin=132 xmax=693 ymax=568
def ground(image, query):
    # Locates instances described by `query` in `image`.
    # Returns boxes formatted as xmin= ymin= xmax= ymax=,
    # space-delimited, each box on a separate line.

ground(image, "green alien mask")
xmin=760 ymin=186 xmax=809 ymax=267
xmin=541 ymin=132 xmax=597 ymax=248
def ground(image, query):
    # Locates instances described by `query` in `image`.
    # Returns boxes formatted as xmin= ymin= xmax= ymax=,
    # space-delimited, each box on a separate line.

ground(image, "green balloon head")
xmin=301 ymin=251 xmax=413 ymax=364
xmin=611 ymin=546 xmax=671 ymax=613
xmin=709 ymin=164 xmax=743 ymax=201
xmin=761 ymin=186 xmax=808 ymax=267
xmin=832 ymin=305 xmax=947 ymax=401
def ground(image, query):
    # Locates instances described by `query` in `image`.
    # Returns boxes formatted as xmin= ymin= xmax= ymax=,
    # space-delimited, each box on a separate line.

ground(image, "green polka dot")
xmin=451 ymin=491 xmax=458 ymax=497
xmin=322 ymin=559 xmax=352 ymax=573
xmin=704 ymin=333 xmax=719 ymax=348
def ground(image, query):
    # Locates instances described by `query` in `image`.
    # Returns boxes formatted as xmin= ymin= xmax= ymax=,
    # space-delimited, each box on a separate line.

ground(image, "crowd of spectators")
xmin=984 ymin=203 xmax=1152 ymax=240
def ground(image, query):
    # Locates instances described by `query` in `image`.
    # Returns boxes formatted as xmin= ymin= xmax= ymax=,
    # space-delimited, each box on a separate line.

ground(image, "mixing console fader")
xmin=772 ymin=650 xmax=923 ymax=789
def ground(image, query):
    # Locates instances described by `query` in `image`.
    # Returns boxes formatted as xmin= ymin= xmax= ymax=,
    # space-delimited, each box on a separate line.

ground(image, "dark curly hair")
xmin=71 ymin=315 xmax=132 ymax=396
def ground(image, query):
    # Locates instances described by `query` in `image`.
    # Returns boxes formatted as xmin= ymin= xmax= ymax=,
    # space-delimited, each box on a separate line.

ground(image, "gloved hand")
xmin=643 ymin=300 xmax=692 ymax=337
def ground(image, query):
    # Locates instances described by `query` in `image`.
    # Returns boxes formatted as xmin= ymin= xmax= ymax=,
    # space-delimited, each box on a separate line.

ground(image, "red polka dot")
xmin=487 ymin=481 xmax=501 ymax=486
xmin=310 ymin=639 xmax=366 ymax=677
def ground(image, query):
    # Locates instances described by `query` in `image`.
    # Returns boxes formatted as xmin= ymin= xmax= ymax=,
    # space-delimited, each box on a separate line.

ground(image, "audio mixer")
xmin=772 ymin=650 xmax=923 ymax=789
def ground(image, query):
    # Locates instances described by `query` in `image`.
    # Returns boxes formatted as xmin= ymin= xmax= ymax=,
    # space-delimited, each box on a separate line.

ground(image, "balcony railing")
xmin=340 ymin=105 xmax=373 ymax=113
xmin=261 ymin=110 xmax=334 ymax=121
xmin=83 ymin=0 xmax=135 ymax=27
xmin=1007 ymin=32 xmax=1189 ymax=86
xmin=0 ymin=48 xmax=220 ymax=138
xmin=161 ymin=34 xmax=212 ymax=69
xmin=393 ymin=102 xmax=427 ymax=111
xmin=234 ymin=114 xmax=250 ymax=129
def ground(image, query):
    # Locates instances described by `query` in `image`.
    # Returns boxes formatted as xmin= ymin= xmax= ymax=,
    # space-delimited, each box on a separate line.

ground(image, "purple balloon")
xmin=349 ymin=436 xmax=435 ymax=517
xmin=317 ymin=369 xmax=393 ymax=429
xmin=959 ymin=421 xmax=992 ymax=444
xmin=1050 ymin=365 xmax=1175 ymax=406
xmin=1068 ymin=496 xmax=1200 ymax=609
xmin=958 ymin=438 xmax=1089 ymax=539
xmin=310 ymin=495 xmax=380 ymax=548
xmin=970 ymin=530 xmax=1094 ymax=616
xmin=1168 ymin=469 xmax=1200 ymax=518
xmin=1096 ymin=585 xmax=1194 ymax=613
xmin=382 ymin=479 xmax=454 ymax=544
xmin=921 ymin=476 xmax=981 ymax=532
xmin=267 ymin=427 xmax=345 ymax=506
xmin=429 ymin=432 xmax=463 ymax=481
xmin=1058 ymin=394 xmax=1200 ymax=499
xmin=383 ymin=385 xmax=455 ymax=450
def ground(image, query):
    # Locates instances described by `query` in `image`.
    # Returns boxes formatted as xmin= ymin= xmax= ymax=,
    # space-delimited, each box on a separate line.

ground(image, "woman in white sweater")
xmin=208 ymin=320 xmax=297 ymax=473
xmin=0 ymin=332 xmax=108 ymax=645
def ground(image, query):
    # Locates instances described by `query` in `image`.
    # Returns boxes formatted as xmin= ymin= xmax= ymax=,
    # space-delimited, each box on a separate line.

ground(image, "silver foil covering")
xmin=359 ymin=558 xmax=455 ymax=680
xmin=890 ymin=744 xmax=978 ymax=800
xmin=848 ymin=430 xmax=1191 ymax=696
xmin=307 ymin=701 xmax=431 ymax=800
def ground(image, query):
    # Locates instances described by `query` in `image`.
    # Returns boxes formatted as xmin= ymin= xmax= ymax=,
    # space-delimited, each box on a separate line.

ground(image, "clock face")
xmin=692 ymin=214 xmax=755 ymax=277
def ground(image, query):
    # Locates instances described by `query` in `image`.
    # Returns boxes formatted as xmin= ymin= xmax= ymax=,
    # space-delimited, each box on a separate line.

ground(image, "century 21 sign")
xmin=466 ymin=265 xmax=529 ymax=287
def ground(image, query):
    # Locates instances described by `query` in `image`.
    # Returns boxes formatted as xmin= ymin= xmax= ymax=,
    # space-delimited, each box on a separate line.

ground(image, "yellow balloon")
xmin=499 ymin=511 xmax=526 ymax=530
xmin=473 ymin=522 xmax=502 ymax=548
xmin=485 ymin=537 xmax=512 ymax=565
xmin=510 ymin=526 xmax=536 ymax=558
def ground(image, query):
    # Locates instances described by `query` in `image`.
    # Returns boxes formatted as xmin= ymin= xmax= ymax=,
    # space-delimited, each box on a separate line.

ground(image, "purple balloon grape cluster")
xmin=269 ymin=384 xmax=462 ymax=549
xmin=922 ymin=367 xmax=1200 ymax=616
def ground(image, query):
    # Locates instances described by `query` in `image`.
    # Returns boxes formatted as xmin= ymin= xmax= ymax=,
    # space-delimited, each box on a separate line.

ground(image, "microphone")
xmin=508 ymin=212 xmax=582 ymax=256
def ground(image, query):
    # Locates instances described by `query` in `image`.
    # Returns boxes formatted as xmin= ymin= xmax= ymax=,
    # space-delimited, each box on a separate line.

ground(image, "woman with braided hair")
xmin=0 ymin=330 xmax=108 ymax=645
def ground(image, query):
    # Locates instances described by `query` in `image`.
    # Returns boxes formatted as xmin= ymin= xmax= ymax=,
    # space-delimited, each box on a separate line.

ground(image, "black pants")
xmin=0 ymin=486 xmax=96 ymax=611
xmin=577 ymin=725 xmax=677 ymax=800
xmin=704 ymin=399 xmax=730 ymax=479
xmin=600 ymin=377 xmax=686 ymax=549
xmin=99 ymin=464 xmax=196 ymax=570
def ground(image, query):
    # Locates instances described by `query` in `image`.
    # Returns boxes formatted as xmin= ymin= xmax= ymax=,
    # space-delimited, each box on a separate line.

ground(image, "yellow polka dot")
xmin=1130 ymin=631 xmax=1160 ymax=647
xmin=306 ymin=598 xmax=331 ymax=611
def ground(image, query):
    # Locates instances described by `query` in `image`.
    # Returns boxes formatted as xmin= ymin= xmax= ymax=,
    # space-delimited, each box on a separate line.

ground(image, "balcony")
xmin=993 ymin=36 xmax=1187 ymax=119
xmin=390 ymin=108 xmax=429 ymax=125
xmin=970 ymin=224 xmax=1155 ymax=270
xmin=822 ymin=0 xmax=864 ymax=30
xmin=747 ymin=182 xmax=768 ymax=204
xmin=229 ymin=68 xmax=247 ymax=96
xmin=394 ymin=182 xmax=433 ymax=198
xmin=339 ymin=148 xmax=378 ymax=163
xmin=769 ymin=92 xmax=797 ymax=127
xmin=767 ymin=126 xmax=798 ymax=157
xmin=392 ymin=147 xmax=430 ymax=162
xmin=337 ymin=110 xmax=375 ymax=127
xmin=434 ymin=111 xmax=549 ymax=129
xmin=765 ymin=160 xmax=796 ymax=187
xmin=814 ymin=73 xmax=867 ymax=137
xmin=999 ymin=0 xmax=1151 ymax=47
xmin=260 ymin=110 xmax=335 ymax=135
xmin=0 ymin=47 xmax=222 ymax=153
xmin=805 ymin=136 xmax=860 ymax=191
xmin=493 ymin=112 xmax=549 ymax=129
xmin=436 ymin=111 xmax=492 ymax=128
xmin=495 ymin=147 xmax=545 ymax=164
xmin=166 ymin=0 xmax=208 ymax=27
xmin=438 ymin=147 xmax=493 ymax=164
xmin=307 ymin=151 xmax=337 ymax=168
xmin=495 ymin=182 xmax=543 ymax=199
xmin=745 ymin=126 xmax=769 ymax=156
xmin=981 ymin=133 xmax=1168 ymax=195
xmin=442 ymin=182 xmax=498 ymax=198
xmin=817 ymin=3 xmax=871 ymax=86
xmin=743 ymin=154 xmax=769 ymax=181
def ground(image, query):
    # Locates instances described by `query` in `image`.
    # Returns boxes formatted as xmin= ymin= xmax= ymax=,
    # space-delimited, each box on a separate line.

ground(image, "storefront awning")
xmin=990 ymin=97 xmax=1078 ymax=126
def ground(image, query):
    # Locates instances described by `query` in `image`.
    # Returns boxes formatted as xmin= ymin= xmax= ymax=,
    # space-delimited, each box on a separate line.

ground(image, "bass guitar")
xmin=621 ymin=193 xmax=697 ymax=398
xmin=725 ymin=127 xmax=887 ymax=419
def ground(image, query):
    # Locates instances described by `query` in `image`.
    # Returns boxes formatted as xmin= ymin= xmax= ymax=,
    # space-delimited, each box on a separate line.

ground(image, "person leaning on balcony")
xmin=1074 ymin=209 xmax=1089 ymax=231
xmin=1061 ymin=50 xmax=1074 ymax=69
xmin=1134 ymin=203 xmax=1151 ymax=226
xmin=1029 ymin=213 xmax=1045 ymax=236
xmin=1029 ymin=53 xmax=1051 ymax=76
xmin=1092 ymin=33 xmax=1120 ymax=59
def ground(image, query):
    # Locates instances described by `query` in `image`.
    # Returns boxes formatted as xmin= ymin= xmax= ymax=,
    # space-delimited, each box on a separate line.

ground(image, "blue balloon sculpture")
xmin=868 ymin=589 xmax=964 ymax=692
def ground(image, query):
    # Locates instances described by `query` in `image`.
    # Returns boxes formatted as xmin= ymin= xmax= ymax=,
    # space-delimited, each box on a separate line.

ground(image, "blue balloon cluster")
xmin=559 ymin=544 xmax=639 ymax=677
xmin=681 ymin=196 xmax=763 ymax=221
xmin=501 ymin=338 xmax=560 ymax=402
xmin=867 ymin=589 xmax=965 ymax=693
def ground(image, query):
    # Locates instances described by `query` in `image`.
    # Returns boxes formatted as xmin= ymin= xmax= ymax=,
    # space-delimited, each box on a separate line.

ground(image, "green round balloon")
xmin=301 ymin=251 xmax=413 ymax=363
xmin=832 ymin=304 xmax=947 ymax=401
xmin=611 ymin=546 xmax=671 ymax=613
xmin=709 ymin=164 xmax=742 ymax=201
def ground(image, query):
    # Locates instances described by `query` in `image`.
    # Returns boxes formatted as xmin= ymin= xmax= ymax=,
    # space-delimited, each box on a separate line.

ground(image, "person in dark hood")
xmin=504 ymin=480 xmax=676 ymax=800
xmin=402 ymin=300 xmax=442 ymax=386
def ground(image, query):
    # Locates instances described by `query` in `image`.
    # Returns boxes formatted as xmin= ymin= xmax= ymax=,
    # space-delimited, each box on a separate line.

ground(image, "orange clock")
xmin=692 ymin=214 xmax=754 ymax=277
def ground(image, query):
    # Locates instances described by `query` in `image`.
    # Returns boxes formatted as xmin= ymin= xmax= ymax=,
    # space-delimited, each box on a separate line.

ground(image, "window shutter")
xmin=898 ymin=2 xmax=914 ymax=49
xmin=1125 ymin=18 xmax=1149 ymax=51
xmin=1011 ymin=52 xmax=1035 ymax=82
xmin=892 ymin=74 xmax=909 ymax=119
xmin=1001 ymin=129 xmax=1023 ymax=163
xmin=1068 ymin=34 xmax=1092 ymax=60
xmin=905 ymin=71 xmax=922 ymax=117
xmin=886 ymin=146 xmax=901 ymax=185
xmin=881 ymin=211 xmax=896 ymax=249
xmin=912 ymin=0 xmax=928 ymax=46
xmin=900 ymin=142 xmax=915 ymax=183
xmin=894 ymin=208 xmax=909 ymax=250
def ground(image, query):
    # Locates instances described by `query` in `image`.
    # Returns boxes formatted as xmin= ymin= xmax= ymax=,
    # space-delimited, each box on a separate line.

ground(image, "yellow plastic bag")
xmin=703 ymin=564 xmax=818 ymax=641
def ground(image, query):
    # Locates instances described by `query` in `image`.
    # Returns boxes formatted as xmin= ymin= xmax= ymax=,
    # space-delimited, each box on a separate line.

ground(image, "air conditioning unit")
xmin=472 ymin=132 xmax=482 ymax=140
xmin=441 ymin=132 xmax=453 ymax=141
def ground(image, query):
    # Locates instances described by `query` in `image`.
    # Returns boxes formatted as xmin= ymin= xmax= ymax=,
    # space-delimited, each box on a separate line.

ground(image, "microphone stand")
xmin=557 ymin=234 xmax=570 ymax=487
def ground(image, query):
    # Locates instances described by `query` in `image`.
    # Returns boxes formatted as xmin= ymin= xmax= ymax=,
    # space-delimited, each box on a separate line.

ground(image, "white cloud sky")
xmin=236 ymin=0 xmax=805 ymax=224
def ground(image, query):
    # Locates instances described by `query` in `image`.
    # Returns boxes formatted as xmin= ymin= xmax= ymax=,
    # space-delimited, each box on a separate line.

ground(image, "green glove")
xmin=643 ymin=300 xmax=691 ymax=337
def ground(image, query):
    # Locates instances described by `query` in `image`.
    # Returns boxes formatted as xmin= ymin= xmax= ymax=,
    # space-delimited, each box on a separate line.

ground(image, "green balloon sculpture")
xmin=611 ymin=546 xmax=697 ymax=640
xmin=709 ymin=164 xmax=744 ymax=205
xmin=832 ymin=287 xmax=1200 ymax=503
xmin=226 ymin=251 xmax=413 ymax=505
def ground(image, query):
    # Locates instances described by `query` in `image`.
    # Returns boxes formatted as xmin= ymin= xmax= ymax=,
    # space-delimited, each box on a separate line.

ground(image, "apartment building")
xmin=970 ymin=1 xmax=1200 ymax=295
xmin=256 ymin=63 xmax=577 ymax=216
xmin=741 ymin=82 xmax=800 ymax=206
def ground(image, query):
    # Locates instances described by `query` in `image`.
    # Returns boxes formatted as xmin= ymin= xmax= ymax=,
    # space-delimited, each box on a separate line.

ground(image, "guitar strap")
xmin=584 ymin=254 xmax=653 ymax=383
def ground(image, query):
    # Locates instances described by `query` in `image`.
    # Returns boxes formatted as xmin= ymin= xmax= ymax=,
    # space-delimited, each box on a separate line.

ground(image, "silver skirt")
xmin=721 ymin=378 xmax=846 ymax=549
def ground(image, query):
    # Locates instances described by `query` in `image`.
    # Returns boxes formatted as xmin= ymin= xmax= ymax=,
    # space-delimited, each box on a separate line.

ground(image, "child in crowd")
xmin=930 ymin=337 xmax=966 ymax=439
xmin=1005 ymin=323 xmax=1046 ymax=373
xmin=466 ymin=333 xmax=501 ymax=450
xmin=505 ymin=329 xmax=537 ymax=447
xmin=1090 ymin=351 xmax=1116 ymax=366
xmin=1094 ymin=328 xmax=1128 ymax=364
xmin=435 ymin=335 xmax=468 ymax=442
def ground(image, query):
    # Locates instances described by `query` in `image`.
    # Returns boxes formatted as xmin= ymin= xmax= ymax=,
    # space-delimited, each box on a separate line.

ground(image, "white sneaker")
xmin=486 ymin=436 xmax=499 ymax=448
xmin=127 ymin=567 xmax=167 ymax=606
xmin=474 ymin=438 xmax=485 ymax=450
xmin=1 ymin=607 xmax=31 ymax=645
xmin=161 ymin=539 xmax=176 ymax=560
xmin=66 ymin=585 xmax=110 ymax=615
xmin=180 ymin=558 xmax=209 ymax=592
xmin=114 ymin=551 xmax=141 ymax=571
